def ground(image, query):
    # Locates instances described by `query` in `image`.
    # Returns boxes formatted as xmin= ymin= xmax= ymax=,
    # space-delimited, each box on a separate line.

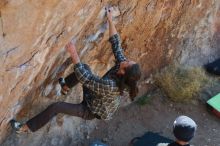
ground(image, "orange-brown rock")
xmin=0 ymin=0 xmax=219 ymax=145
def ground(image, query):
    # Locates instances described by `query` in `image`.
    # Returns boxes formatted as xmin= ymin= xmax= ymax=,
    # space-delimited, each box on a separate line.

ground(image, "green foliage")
xmin=155 ymin=65 xmax=209 ymax=102
xmin=136 ymin=94 xmax=151 ymax=106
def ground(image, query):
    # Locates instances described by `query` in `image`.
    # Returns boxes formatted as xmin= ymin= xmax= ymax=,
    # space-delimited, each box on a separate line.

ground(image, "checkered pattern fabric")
xmin=74 ymin=34 xmax=127 ymax=120
xmin=109 ymin=34 xmax=127 ymax=63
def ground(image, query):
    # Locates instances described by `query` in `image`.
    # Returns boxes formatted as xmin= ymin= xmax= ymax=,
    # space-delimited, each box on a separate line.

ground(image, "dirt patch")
xmin=83 ymin=91 xmax=220 ymax=146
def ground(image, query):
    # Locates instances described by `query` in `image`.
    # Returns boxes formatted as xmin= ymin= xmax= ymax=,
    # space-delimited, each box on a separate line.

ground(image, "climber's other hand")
xmin=65 ymin=42 xmax=77 ymax=55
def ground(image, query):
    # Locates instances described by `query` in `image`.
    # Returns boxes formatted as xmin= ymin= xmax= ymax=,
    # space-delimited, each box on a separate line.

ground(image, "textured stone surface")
xmin=0 ymin=0 xmax=219 ymax=145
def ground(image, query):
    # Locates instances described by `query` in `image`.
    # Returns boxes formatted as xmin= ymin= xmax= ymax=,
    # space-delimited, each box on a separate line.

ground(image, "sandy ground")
xmin=83 ymin=91 xmax=220 ymax=146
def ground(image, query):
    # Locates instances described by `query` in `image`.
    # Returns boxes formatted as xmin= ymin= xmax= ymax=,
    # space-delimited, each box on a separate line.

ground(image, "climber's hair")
xmin=118 ymin=63 xmax=141 ymax=101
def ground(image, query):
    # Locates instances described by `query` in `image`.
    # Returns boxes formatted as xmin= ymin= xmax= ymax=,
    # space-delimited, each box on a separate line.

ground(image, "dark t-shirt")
xmin=168 ymin=142 xmax=190 ymax=146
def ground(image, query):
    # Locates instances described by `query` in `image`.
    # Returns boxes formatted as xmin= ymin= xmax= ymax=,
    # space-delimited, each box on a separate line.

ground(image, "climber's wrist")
xmin=65 ymin=42 xmax=80 ymax=64
xmin=108 ymin=18 xmax=113 ymax=23
xmin=70 ymin=52 xmax=80 ymax=64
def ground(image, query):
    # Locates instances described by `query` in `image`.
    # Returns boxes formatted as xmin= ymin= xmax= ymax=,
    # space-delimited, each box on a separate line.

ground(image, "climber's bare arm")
xmin=106 ymin=7 xmax=127 ymax=62
xmin=106 ymin=8 xmax=117 ymax=37
xmin=65 ymin=42 xmax=80 ymax=65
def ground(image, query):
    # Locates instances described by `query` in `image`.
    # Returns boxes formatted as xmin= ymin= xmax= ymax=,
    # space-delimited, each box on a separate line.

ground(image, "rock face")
xmin=0 ymin=0 xmax=219 ymax=145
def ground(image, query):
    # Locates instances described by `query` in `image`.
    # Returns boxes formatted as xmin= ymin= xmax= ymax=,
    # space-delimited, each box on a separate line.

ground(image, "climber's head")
xmin=117 ymin=61 xmax=136 ymax=75
xmin=117 ymin=60 xmax=141 ymax=101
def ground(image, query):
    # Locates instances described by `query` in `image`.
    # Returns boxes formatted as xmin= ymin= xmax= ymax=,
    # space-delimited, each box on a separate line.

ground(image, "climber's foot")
xmin=10 ymin=120 xmax=29 ymax=133
xmin=58 ymin=78 xmax=70 ymax=95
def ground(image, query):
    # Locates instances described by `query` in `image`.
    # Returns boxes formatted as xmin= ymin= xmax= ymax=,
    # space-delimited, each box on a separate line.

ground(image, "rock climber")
xmin=10 ymin=7 xmax=141 ymax=133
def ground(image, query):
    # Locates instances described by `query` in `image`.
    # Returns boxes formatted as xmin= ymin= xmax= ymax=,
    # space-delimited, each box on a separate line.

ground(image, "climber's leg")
xmin=25 ymin=101 xmax=96 ymax=132
xmin=64 ymin=72 xmax=79 ymax=88
xmin=59 ymin=72 xmax=79 ymax=95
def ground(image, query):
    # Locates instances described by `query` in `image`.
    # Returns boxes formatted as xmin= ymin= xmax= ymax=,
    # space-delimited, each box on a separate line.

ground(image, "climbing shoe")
xmin=10 ymin=119 xmax=23 ymax=133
